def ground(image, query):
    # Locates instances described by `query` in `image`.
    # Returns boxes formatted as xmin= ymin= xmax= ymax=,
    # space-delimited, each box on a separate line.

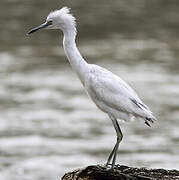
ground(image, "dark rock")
xmin=61 ymin=165 xmax=179 ymax=180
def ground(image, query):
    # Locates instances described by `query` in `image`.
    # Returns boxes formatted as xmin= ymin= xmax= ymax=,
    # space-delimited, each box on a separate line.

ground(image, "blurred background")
xmin=0 ymin=0 xmax=179 ymax=179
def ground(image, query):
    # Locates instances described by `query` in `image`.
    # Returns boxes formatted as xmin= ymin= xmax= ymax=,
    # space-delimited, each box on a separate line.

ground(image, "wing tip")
xmin=145 ymin=116 xmax=157 ymax=127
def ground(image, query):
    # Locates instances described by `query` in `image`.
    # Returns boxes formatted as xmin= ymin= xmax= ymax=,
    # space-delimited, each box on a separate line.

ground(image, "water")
xmin=0 ymin=0 xmax=179 ymax=179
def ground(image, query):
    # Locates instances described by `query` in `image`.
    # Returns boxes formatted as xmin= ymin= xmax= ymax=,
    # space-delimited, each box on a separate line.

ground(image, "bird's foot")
xmin=104 ymin=163 xmax=115 ymax=171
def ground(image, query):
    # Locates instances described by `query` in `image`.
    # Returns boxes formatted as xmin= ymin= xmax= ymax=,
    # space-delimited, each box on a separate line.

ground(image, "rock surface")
xmin=62 ymin=165 xmax=179 ymax=180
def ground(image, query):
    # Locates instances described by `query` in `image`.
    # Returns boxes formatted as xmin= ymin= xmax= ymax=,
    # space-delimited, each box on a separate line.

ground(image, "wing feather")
xmin=86 ymin=65 xmax=155 ymax=119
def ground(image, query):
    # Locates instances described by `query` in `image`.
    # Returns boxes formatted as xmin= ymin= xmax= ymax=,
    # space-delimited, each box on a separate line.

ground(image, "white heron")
xmin=27 ymin=7 xmax=156 ymax=170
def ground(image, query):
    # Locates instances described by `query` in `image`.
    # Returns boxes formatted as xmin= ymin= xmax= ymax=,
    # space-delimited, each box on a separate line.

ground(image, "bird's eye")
xmin=47 ymin=20 xmax=53 ymax=26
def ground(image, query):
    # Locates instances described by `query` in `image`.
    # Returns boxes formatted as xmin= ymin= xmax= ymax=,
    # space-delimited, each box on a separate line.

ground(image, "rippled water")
xmin=0 ymin=0 xmax=179 ymax=179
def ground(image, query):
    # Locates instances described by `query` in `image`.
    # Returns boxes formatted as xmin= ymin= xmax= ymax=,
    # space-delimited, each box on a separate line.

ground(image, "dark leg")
xmin=105 ymin=140 xmax=117 ymax=167
xmin=105 ymin=115 xmax=123 ymax=169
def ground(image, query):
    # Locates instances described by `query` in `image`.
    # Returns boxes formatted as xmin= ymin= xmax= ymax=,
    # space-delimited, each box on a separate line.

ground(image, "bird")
xmin=27 ymin=7 xmax=156 ymax=170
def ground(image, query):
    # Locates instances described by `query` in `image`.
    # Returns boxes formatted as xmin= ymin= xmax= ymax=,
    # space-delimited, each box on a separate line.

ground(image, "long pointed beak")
xmin=27 ymin=22 xmax=49 ymax=35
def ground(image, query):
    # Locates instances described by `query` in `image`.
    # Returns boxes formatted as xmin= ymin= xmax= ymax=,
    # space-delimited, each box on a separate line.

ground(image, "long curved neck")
xmin=62 ymin=28 xmax=89 ymax=85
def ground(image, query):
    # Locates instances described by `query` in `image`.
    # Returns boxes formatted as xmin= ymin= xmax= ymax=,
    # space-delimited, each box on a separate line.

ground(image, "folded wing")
xmin=86 ymin=65 xmax=156 ymax=122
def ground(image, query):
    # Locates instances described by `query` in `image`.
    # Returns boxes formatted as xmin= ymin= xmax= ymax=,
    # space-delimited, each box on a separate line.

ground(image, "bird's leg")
xmin=111 ymin=118 xmax=123 ymax=169
xmin=105 ymin=117 xmax=118 ymax=167
xmin=105 ymin=141 xmax=117 ymax=167
xmin=105 ymin=116 xmax=123 ymax=170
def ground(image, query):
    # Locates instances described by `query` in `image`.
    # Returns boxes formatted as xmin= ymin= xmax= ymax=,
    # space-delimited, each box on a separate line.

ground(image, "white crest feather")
xmin=49 ymin=7 xmax=70 ymax=17
xmin=47 ymin=6 xmax=76 ymax=29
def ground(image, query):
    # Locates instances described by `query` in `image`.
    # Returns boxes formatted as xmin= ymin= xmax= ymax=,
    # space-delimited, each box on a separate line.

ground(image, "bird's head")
xmin=27 ymin=7 xmax=76 ymax=35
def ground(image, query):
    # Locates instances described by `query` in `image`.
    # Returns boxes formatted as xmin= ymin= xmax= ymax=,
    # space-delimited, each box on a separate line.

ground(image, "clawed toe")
xmin=104 ymin=163 xmax=115 ymax=171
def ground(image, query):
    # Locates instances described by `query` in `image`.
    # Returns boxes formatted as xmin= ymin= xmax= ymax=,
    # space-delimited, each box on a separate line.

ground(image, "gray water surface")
xmin=0 ymin=0 xmax=179 ymax=180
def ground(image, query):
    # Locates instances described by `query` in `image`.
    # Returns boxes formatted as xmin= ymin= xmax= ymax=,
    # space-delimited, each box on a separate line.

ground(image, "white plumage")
xmin=28 ymin=7 xmax=156 ymax=169
xmin=86 ymin=64 xmax=155 ymax=121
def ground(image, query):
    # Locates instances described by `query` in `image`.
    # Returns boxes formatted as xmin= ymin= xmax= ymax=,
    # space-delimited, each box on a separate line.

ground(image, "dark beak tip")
xmin=26 ymin=29 xmax=34 ymax=36
xmin=26 ymin=28 xmax=37 ymax=36
xmin=26 ymin=32 xmax=31 ymax=36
